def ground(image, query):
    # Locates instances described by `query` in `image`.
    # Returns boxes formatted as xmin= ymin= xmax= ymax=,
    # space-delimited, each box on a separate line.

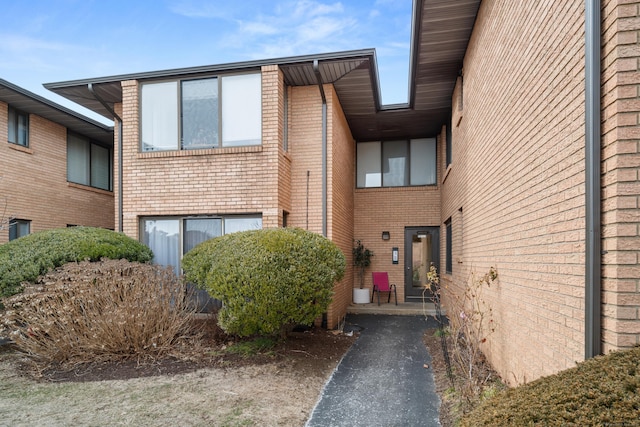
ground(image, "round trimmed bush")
xmin=0 ymin=227 xmax=153 ymax=297
xmin=182 ymin=227 xmax=346 ymax=337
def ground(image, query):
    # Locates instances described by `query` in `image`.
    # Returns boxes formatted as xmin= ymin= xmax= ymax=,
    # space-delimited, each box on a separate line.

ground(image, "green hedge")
xmin=182 ymin=227 xmax=346 ymax=337
xmin=0 ymin=227 xmax=153 ymax=297
xmin=461 ymin=346 xmax=640 ymax=426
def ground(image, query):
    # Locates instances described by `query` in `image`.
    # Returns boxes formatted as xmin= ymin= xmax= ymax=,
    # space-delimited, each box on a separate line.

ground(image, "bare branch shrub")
xmin=430 ymin=265 xmax=501 ymax=411
xmin=1 ymin=259 xmax=198 ymax=366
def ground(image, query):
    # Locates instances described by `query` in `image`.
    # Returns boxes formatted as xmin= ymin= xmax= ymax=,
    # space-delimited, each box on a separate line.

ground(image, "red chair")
xmin=371 ymin=272 xmax=397 ymax=305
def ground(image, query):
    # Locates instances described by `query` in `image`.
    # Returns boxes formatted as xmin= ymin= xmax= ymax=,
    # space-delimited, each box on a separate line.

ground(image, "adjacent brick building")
xmin=0 ymin=79 xmax=114 ymax=244
xmin=45 ymin=0 xmax=639 ymax=384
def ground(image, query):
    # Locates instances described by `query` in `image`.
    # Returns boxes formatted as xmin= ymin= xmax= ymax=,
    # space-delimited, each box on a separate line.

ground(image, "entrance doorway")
xmin=404 ymin=227 xmax=440 ymax=302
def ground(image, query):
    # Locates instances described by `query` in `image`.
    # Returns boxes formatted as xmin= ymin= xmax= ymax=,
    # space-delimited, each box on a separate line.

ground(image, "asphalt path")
xmin=306 ymin=314 xmax=441 ymax=427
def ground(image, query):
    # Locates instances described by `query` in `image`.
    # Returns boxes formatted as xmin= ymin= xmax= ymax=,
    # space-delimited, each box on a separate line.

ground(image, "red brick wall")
xmin=601 ymin=0 xmax=640 ymax=352
xmin=441 ymin=0 xmax=587 ymax=384
xmin=0 ymin=102 xmax=114 ymax=243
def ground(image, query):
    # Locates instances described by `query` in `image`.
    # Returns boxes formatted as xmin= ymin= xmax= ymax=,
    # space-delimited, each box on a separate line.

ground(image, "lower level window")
xmin=9 ymin=219 xmax=30 ymax=241
xmin=141 ymin=215 xmax=262 ymax=274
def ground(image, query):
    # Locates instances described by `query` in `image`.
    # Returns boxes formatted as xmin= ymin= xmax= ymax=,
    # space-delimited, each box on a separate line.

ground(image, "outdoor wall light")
xmin=382 ymin=231 xmax=390 ymax=240
xmin=392 ymin=247 xmax=399 ymax=264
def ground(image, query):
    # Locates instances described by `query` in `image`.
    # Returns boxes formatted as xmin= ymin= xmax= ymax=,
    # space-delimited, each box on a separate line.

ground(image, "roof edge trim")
xmin=44 ymin=49 xmax=378 ymax=89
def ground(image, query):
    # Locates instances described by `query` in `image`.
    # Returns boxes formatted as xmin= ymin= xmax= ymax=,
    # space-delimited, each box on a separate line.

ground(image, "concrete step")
xmin=347 ymin=302 xmax=445 ymax=317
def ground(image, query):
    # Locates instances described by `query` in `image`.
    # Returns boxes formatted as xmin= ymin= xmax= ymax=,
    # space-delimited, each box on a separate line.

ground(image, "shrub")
xmin=1 ymin=259 xmax=196 ymax=365
xmin=182 ymin=227 xmax=346 ymax=337
xmin=461 ymin=346 xmax=640 ymax=426
xmin=0 ymin=227 xmax=153 ymax=297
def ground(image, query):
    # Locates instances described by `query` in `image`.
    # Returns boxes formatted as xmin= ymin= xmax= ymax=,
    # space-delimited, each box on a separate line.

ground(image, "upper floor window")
xmin=8 ymin=107 xmax=29 ymax=147
xmin=9 ymin=219 xmax=30 ymax=241
xmin=356 ymin=138 xmax=436 ymax=188
xmin=67 ymin=132 xmax=112 ymax=191
xmin=141 ymin=73 xmax=262 ymax=152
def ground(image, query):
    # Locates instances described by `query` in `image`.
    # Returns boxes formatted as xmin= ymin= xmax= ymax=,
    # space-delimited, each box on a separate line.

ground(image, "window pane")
xmin=184 ymin=218 xmax=222 ymax=254
xmin=142 ymin=219 xmax=180 ymax=274
xmin=446 ymin=221 xmax=452 ymax=274
xmin=17 ymin=112 xmax=28 ymax=146
xmin=222 ymin=74 xmax=261 ymax=147
xmin=357 ymin=141 xmax=381 ymax=188
xmin=141 ymin=82 xmax=178 ymax=151
xmin=410 ymin=138 xmax=436 ymax=185
xmin=7 ymin=107 xmax=16 ymax=143
xmin=383 ymin=141 xmax=408 ymax=187
xmin=67 ymin=133 xmax=90 ymax=185
xmin=91 ymin=143 xmax=111 ymax=190
xmin=224 ymin=216 xmax=262 ymax=234
xmin=8 ymin=108 xmax=28 ymax=146
xmin=181 ymin=79 xmax=218 ymax=150
xmin=9 ymin=220 xmax=29 ymax=241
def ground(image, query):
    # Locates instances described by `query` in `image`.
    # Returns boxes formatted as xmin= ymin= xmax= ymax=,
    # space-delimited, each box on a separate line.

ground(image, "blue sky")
xmin=1 ymin=0 xmax=412 ymax=123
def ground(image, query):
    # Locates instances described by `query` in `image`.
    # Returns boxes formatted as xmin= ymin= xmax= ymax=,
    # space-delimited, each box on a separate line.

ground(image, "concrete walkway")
xmin=306 ymin=314 xmax=441 ymax=427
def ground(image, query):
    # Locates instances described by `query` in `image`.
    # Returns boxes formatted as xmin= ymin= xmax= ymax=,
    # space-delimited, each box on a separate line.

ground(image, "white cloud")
xmin=214 ymin=0 xmax=361 ymax=59
xmin=168 ymin=0 xmax=234 ymax=19
xmin=238 ymin=21 xmax=279 ymax=36
xmin=0 ymin=34 xmax=73 ymax=53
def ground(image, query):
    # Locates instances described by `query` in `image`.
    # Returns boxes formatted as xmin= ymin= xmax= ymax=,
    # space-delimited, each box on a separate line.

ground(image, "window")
xmin=8 ymin=107 xmax=29 ymax=147
xmin=141 ymin=215 xmax=262 ymax=274
xmin=356 ymin=138 xmax=436 ymax=188
xmin=141 ymin=73 xmax=261 ymax=152
xmin=67 ymin=132 xmax=112 ymax=191
xmin=445 ymin=218 xmax=452 ymax=274
xmin=9 ymin=219 xmax=30 ymax=241
xmin=446 ymin=116 xmax=452 ymax=168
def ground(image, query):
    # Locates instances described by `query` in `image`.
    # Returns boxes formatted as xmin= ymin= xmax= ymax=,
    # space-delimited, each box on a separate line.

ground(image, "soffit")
xmin=0 ymin=79 xmax=113 ymax=145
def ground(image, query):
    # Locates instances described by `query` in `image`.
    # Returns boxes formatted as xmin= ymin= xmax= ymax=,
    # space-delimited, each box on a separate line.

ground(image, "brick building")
xmin=45 ymin=0 xmax=639 ymax=384
xmin=0 ymin=79 xmax=114 ymax=243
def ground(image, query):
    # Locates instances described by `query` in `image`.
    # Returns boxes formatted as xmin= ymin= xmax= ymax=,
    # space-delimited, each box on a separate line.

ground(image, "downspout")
xmin=313 ymin=60 xmax=328 ymax=237
xmin=584 ymin=0 xmax=602 ymax=358
xmin=88 ymin=84 xmax=123 ymax=233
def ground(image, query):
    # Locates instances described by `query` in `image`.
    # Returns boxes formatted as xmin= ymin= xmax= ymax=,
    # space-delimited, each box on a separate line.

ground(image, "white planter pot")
xmin=353 ymin=288 xmax=370 ymax=304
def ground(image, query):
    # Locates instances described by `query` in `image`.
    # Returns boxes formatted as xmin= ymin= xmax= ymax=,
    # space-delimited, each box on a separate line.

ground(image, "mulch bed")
xmin=11 ymin=318 xmax=356 ymax=383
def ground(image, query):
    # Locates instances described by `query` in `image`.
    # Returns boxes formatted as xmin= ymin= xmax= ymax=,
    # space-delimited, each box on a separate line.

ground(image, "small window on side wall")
xmin=9 ymin=219 xmax=30 ymax=241
xmin=8 ymin=107 xmax=29 ymax=147
xmin=445 ymin=218 xmax=452 ymax=274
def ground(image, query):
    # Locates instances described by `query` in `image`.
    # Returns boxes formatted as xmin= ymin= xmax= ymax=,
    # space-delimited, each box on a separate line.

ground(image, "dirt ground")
xmin=0 ymin=319 xmax=355 ymax=427
xmin=424 ymin=328 xmax=456 ymax=427
xmin=0 ymin=319 xmax=459 ymax=426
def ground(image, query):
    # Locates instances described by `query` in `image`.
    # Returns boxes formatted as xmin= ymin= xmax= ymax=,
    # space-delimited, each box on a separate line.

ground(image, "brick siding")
xmin=440 ymin=0 xmax=588 ymax=384
xmin=601 ymin=0 xmax=640 ymax=352
xmin=0 ymin=102 xmax=114 ymax=243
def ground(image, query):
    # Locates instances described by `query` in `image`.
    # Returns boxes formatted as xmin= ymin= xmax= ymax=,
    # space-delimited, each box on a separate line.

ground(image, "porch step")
xmin=347 ymin=302 xmax=444 ymax=317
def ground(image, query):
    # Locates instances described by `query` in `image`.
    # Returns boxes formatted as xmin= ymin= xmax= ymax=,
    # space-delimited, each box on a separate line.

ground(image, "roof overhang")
xmin=45 ymin=0 xmax=480 ymax=142
xmin=0 ymin=79 xmax=113 ymax=145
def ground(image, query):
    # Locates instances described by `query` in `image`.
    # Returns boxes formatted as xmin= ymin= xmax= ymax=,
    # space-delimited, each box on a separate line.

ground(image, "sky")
xmin=1 ymin=0 xmax=413 ymax=124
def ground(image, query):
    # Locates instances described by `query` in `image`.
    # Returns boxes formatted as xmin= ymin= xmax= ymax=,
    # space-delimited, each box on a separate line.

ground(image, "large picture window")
xmin=141 ymin=73 xmax=261 ymax=152
xmin=141 ymin=215 xmax=262 ymax=274
xmin=67 ymin=132 xmax=112 ymax=191
xmin=356 ymin=138 xmax=436 ymax=188
xmin=8 ymin=107 xmax=29 ymax=147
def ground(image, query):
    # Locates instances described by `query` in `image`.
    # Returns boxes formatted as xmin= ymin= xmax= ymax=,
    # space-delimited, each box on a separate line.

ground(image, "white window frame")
xmin=356 ymin=138 xmax=437 ymax=188
xmin=140 ymin=73 xmax=262 ymax=152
